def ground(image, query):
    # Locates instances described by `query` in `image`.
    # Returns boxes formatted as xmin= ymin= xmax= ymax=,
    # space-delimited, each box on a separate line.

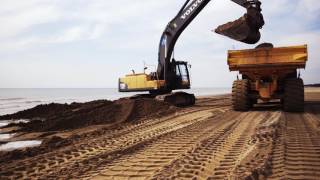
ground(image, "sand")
xmin=0 ymin=89 xmax=319 ymax=179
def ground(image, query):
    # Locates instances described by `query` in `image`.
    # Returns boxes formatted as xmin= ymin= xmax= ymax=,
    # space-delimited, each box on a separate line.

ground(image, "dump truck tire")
xmin=232 ymin=80 xmax=251 ymax=111
xmin=283 ymin=78 xmax=304 ymax=112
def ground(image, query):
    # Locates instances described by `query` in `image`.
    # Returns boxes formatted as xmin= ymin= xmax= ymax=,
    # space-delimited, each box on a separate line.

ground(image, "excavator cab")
xmin=171 ymin=60 xmax=191 ymax=90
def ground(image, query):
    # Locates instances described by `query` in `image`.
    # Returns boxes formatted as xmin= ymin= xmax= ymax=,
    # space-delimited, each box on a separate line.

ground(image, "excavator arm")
xmin=156 ymin=0 xmax=264 ymax=87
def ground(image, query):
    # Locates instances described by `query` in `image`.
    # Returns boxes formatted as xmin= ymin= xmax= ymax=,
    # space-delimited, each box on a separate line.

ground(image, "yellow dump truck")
xmin=228 ymin=43 xmax=308 ymax=112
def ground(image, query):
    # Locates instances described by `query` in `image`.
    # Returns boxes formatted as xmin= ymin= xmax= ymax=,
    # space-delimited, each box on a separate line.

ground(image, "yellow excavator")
xmin=119 ymin=0 xmax=264 ymax=106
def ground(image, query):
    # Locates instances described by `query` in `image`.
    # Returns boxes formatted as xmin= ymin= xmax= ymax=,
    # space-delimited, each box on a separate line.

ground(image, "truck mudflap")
xmin=214 ymin=3 xmax=264 ymax=44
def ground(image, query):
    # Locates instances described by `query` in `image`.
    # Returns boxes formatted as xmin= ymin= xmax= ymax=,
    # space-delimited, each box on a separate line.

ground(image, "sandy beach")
xmin=0 ymin=88 xmax=319 ymax=179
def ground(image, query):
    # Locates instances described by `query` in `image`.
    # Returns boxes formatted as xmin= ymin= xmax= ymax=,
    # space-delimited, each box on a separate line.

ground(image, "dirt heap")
xmin=0 ymin=98 xmax=177 ymax=132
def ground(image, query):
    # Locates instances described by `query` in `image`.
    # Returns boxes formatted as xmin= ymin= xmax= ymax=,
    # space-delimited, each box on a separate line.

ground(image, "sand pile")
xmin=0 ymin=98 xmax=177 ymax=132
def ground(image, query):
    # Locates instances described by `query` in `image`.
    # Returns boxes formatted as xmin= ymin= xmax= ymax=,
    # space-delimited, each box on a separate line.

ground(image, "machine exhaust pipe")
xmin=214 ymin=2 xmax=265 ymax=44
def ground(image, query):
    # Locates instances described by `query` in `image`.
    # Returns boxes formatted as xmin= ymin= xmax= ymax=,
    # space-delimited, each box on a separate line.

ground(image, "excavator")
xmin=119 ymin=0 xmax=264 ymax=106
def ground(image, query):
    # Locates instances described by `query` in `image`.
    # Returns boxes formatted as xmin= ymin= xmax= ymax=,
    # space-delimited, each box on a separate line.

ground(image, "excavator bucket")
xmin=214 ymin=4 xmax=265 ymax=44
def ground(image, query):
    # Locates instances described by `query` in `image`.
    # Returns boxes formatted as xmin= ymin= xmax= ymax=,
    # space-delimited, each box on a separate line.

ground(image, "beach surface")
xmin=0 ymin=88 xmax=319 ymax=179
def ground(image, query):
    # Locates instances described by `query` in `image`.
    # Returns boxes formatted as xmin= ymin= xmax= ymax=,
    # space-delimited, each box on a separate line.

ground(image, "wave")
xmin=0 ymin=100 xmax=43 ymax=106
xmin=25 ymin=101 xmax=42 ymax=104
xmin=0 ymin=105 xmax=21 ymax=110
xmin=0 ymin=98 xmax=24 ymax=101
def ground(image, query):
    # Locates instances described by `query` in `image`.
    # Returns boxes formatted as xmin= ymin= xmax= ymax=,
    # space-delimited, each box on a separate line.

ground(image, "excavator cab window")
xmin=179 ymin=64 xmax=189 ymax=82
xmin=174 ymin=62 xmax=190 ymax=89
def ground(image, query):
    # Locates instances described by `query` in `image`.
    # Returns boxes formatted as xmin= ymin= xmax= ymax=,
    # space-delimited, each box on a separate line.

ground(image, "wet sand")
xmin=0 ymin=89 xmax=319 ymax=179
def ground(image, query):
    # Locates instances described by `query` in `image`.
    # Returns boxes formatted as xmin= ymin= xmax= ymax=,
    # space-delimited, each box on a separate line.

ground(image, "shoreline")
xmin=0 ymin=88 xmax=319 ymax=146
xmin=0 ymin=86 xmax=319 ymax=119
xmin=0 ymin=88 xmax=230 ymax=116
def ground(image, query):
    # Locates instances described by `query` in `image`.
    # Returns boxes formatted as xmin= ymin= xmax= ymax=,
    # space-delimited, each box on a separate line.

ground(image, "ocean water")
xmin=0 ymin=88 xmax=230 ymax=116
xmin=0 ymin=140 xmax=42 ymax=151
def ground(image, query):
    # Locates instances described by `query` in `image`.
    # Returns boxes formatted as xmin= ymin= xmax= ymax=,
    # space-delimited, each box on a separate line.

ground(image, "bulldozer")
xmin=119 ymin=0 xmax=265 ymax=106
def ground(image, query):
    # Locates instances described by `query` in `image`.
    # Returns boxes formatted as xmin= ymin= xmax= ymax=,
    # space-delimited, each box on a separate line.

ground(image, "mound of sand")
xmin=0 ymin=98 xmax=177 ymax=132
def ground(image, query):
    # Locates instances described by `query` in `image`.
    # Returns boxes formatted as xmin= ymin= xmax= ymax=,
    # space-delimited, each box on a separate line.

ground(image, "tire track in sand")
xmin=153 ymin=111 xmax=271 ymax=179
xmin=0 ymin=108 xmax=224 ymax=179
xmin=268 ymin=112 xmax=320 ymax=180
xmin=90 ymin=111 xmax=243 ymax=180
xmin=232 ymin=111 xmax=282 ymax=179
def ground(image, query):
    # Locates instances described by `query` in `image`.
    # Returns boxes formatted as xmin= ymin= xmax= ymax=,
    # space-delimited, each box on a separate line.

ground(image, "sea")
xmin=0 ymin=88 xmax=230 ymax=116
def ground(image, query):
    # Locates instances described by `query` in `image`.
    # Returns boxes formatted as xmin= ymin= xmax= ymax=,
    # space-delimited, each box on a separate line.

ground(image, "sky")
xmin=0 ymin=0 xmax=319 ymax=88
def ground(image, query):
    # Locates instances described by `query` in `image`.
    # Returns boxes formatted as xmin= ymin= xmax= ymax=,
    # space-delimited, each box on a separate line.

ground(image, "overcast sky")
xmin=0 ymin=0 xmax=319 ymax=88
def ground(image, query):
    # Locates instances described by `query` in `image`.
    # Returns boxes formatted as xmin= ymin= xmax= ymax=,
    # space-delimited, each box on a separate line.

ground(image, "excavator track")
xmin=156 ymin=92 xmax=196 ymax=107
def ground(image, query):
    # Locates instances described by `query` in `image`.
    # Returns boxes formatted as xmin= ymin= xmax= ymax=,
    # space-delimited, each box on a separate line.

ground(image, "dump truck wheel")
xmin=283 ymin=78 xmax=304 ymax=112
xmin=232 ymin=80 xmax=251 ymax=111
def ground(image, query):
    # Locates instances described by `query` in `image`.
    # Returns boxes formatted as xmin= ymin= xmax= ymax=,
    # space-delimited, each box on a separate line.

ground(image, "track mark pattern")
xmin=92 ymin=111 xmax=241 ymax=179
xmin=0 ymin=109 xmax=220 ymax=179
xmin=268 ymin=113 xmax=320 ymax=179
xmin=2 ymin=94 xmax=320 ymax=180
xmin=232 ymin=111 xmax=282 ymax=179
xmin=153 ymin=112 xmax=271 ymax=179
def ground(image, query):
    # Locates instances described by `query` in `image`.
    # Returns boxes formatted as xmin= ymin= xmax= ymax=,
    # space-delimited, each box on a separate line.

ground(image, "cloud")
xmin=0 ymin=0 xmax=319 ymax=88
xmin=0 ymin=1 xmax=61 ymax=39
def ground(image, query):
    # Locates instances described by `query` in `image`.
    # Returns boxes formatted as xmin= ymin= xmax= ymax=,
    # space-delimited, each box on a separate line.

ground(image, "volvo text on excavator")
xmin=119 ymin=0 xmax=264 ymax=106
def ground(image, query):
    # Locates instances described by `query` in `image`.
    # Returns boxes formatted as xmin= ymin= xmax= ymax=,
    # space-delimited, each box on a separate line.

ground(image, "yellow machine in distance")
xmin=119 ymin=74 xmax=166 ymax=92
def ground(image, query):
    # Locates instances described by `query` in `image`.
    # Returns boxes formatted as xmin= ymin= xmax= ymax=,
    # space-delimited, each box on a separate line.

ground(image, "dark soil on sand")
xmin=0 ymin=98 xmax=177 ymax=132
xmin=0 ymin=98 xmax=178 ymax=163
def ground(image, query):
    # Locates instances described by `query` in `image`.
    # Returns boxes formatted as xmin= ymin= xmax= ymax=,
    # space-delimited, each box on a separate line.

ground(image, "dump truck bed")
xmin=228 ymin=45 xmax=308 ymax=71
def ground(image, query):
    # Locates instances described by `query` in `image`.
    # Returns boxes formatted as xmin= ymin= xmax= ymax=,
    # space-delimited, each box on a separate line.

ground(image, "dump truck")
xmin=228 ymin=43 xmax=308 ymax=112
